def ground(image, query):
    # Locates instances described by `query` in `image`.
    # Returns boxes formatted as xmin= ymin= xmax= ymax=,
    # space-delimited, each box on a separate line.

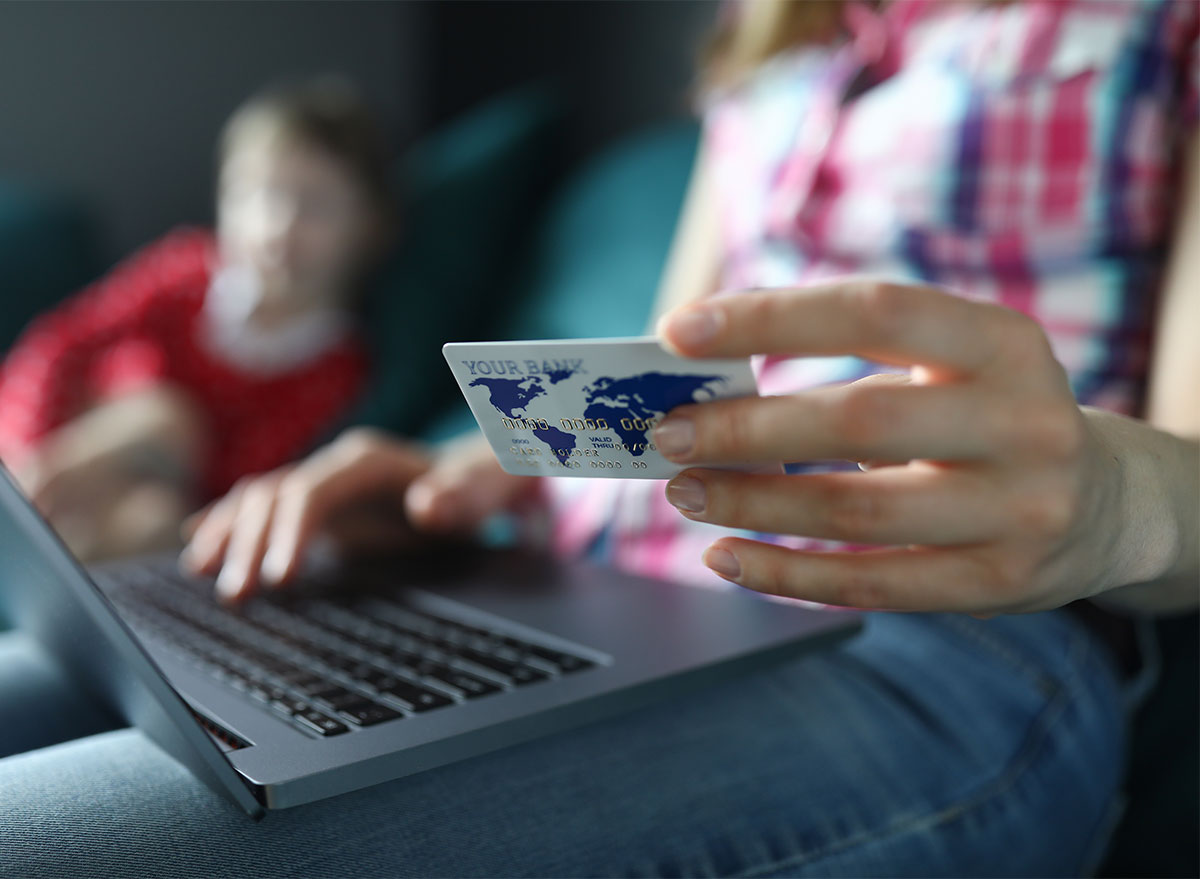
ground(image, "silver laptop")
xmin=0 ymin=464 xmax=859 ymax=817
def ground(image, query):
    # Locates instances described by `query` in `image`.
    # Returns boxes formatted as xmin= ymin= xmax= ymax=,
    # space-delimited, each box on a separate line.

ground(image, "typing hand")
xmin=182 ymin=428 xmax=538 ymax=604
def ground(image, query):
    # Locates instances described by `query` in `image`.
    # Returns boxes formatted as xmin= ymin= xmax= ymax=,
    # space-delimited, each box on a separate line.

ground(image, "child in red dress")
xmin=0 ymin=78 xmax=392 ymax=561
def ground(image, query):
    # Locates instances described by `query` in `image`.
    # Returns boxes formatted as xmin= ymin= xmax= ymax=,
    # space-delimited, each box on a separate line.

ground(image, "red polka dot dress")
xmin=0 ymin=227 xmax=369 ymax=502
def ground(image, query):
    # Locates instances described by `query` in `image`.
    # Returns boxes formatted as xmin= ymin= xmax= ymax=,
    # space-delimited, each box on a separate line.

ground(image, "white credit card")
xmin=443 ymin=336 xmax=759 ymax=479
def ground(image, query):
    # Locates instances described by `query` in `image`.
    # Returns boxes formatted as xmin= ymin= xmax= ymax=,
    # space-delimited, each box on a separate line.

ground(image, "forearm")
xmin=1096 ymin=136 xmax=1199 ymax=613
xmin=46 ymin=385 xmax=207 ymax=485
xmin=647 ymin=138 xmax=721 ymax=327
xmin=1088 ymin=407 xmax=1199 ymax=614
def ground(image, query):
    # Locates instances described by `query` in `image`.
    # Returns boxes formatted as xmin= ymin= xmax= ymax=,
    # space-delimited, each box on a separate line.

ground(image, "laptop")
xmin=0 ymin=463 xmax=860 ymax=818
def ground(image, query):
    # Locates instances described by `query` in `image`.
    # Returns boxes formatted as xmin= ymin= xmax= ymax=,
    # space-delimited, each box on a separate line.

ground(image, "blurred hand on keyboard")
xmin=180 ymin=428 xmax=539 ymax=603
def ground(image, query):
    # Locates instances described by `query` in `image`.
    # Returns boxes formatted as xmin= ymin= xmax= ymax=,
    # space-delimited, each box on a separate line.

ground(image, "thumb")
xmin=406 ymin=446 xmax=533 ymax=533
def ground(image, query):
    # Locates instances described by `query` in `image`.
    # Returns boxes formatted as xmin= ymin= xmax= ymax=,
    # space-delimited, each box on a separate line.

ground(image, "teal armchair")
xmin=0 ymin=182 xmax=99 ymax=354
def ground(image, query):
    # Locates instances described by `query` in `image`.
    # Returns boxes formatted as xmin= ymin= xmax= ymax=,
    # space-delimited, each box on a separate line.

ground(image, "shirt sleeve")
xmin=0 ymin=228 xmax=211 ymax=466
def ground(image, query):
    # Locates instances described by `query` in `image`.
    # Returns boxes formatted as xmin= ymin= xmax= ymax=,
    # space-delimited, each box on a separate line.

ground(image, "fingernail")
xmin=260 ymin=548 xmax=286 ymax=586
xmin=215 ymin=568 xmax=244 ymax=603
xmin=664 ymin=307 xmax=722 ymax=350
xmin=654 ymin=418 xmax=695 ymax=459
xmin=704 ymin=547 xmax=741 ymax=580
xmin=180 ymin=543 xmax=212 ymax=575
xmin=666 ymin=475 xmax=706 ymax=513
xmin=406 ymin=480 xmax=435 ymax=520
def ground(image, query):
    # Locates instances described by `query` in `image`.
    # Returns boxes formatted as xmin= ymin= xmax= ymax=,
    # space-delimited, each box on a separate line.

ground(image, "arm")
xmin=648 ymin=133 xmax=1199 ymax=616
xmin=1091 ymin=132 xmax=1200 ymax=613
xmin=26 ymin=384 xmax=208 ymax=508
xmin=24 ymin=384 xmax=209 ymax=562
xmin=0 ymin=230 xmax=205 ymax=466
xmin=651 ymin=277 xmax=1197 ymax=616
xmin=642 ymin=127 xmax=1199 ymax=616
xmin=180 ymin=144 xmax=727 ymax=601
xmin=1145 ymin=133 xmax=1200 ymax=440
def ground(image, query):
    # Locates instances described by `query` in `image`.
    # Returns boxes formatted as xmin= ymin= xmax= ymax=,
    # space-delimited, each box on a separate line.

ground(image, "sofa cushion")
xmin=500 ymin=118 xmax=700 ymax=341
xmin=419 ymin=119 xmax=701 ymax=445
xmin=0 ymin=183 xmax=99 ymax=353
xmin=343 ymin=84 xmax=564 ymax=437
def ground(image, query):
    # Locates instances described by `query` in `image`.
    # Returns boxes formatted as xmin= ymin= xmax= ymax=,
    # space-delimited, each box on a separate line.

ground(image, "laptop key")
xmin=426 ymin=668 xmax=503 ymax=698
xmin=219 ymin=669 xmax=251 ymax=690
xmin=271 ymin=694 xmax=310 ymax=715
xmin=557 ymin=654 xmax=594 ymax=673
xmin=121 ymin=573 xmax=601 ymax=732
xmin=271 ymin=667 xmax=319 ymax=686
xmin=281 ymin=671 xmax=328 ymax=691
xmin=458 ymin=650 xmax=550 ymax=685
xmin=245 ymin=683 xmax=273 ymax=703
xmin=408 ymin=658 xmax=449 ymax=677
xmin=322 ymin=654 xmax=362 ymax=674
xmin=255 ymin=655 xmax=294 ymax=674
xmin=310 ymin=688 xmax=373 ymax=712
xmin=291 ymin=708 xmax=349 ymax=737
xmin=523 ymin=645 xmax=595 ymax=674
xmin=353 ymin=666 xmax=400 ymax=690
xmin=378 ymin=680 xmax=455 ymax=712
xmin=504 ymin=664 xmax=551 ymax=685
xmin=485 ymin=644 xmax=526 ymax=663
xmin=337 ymin=703 xmax=403 ymax=727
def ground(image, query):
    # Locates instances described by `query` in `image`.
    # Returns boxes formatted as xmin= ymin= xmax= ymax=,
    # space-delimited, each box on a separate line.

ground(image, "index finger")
xmin=657 ymin=281 xmax=1037 ymax=380
xmin=258 ymin=432 xmax=430 ymax=585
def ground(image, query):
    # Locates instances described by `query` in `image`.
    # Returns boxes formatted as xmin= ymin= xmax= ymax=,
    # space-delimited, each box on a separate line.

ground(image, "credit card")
xmin=443 ymin=336 xmax=760 ymax=479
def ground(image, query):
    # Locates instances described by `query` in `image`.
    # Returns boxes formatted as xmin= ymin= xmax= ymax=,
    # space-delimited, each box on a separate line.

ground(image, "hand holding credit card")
xmin=443 ymin=337 xmax=763 ymax=479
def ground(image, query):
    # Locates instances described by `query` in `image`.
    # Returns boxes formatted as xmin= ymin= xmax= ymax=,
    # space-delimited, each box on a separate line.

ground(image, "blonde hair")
xmin=699 ymin=0 xmax=845 ymax=91
xmin=698 ymin=0 xmax=1011 ymax=92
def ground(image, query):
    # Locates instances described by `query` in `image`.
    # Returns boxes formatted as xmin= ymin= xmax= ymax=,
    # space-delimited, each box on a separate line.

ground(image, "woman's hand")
xmin=654 ymin=280 xmax=1191 ymax=615
xmin=181 ymin=428 xmax=540 ymax=603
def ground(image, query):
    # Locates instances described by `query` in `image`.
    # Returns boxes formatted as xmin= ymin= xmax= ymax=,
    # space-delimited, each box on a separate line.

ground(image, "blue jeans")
xmin=0 ymin=609 xmax=1132 ymax=878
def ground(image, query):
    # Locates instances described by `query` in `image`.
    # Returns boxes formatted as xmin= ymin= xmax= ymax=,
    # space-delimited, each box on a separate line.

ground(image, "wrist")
xmin=1085 ymin=407 xmax=1199 ymax=613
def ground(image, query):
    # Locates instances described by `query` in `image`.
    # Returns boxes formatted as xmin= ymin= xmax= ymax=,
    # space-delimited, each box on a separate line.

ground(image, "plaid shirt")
xmin=548 ymin=0 xmax=1199 ymax=587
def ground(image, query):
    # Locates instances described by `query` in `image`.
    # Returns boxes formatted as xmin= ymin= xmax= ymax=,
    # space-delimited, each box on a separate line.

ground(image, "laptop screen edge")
xmin=0 ymin=463 xmax=265 ymax=818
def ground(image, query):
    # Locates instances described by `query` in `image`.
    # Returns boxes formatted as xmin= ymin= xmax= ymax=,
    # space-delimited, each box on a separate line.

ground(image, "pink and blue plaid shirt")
xmin=547 ymin=0 xmax=1199 ymax=588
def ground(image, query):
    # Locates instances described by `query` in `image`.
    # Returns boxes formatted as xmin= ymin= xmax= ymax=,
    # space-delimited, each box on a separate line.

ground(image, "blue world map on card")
xmin=469 ymin=369 xmax=727 ymax=465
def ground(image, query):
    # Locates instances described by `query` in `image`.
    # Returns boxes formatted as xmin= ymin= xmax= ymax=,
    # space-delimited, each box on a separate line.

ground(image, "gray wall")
xmin=0 ymin=1 xmax=424 ymax=263
xmin=0 ymin=1 xmax=718 ymax=268
xmin=428 ymin=0 xmax=718 ymax=161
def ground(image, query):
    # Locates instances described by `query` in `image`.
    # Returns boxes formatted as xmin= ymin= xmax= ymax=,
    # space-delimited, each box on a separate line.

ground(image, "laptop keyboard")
xmin=109 ymin=568 xmax=595 ymax=740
